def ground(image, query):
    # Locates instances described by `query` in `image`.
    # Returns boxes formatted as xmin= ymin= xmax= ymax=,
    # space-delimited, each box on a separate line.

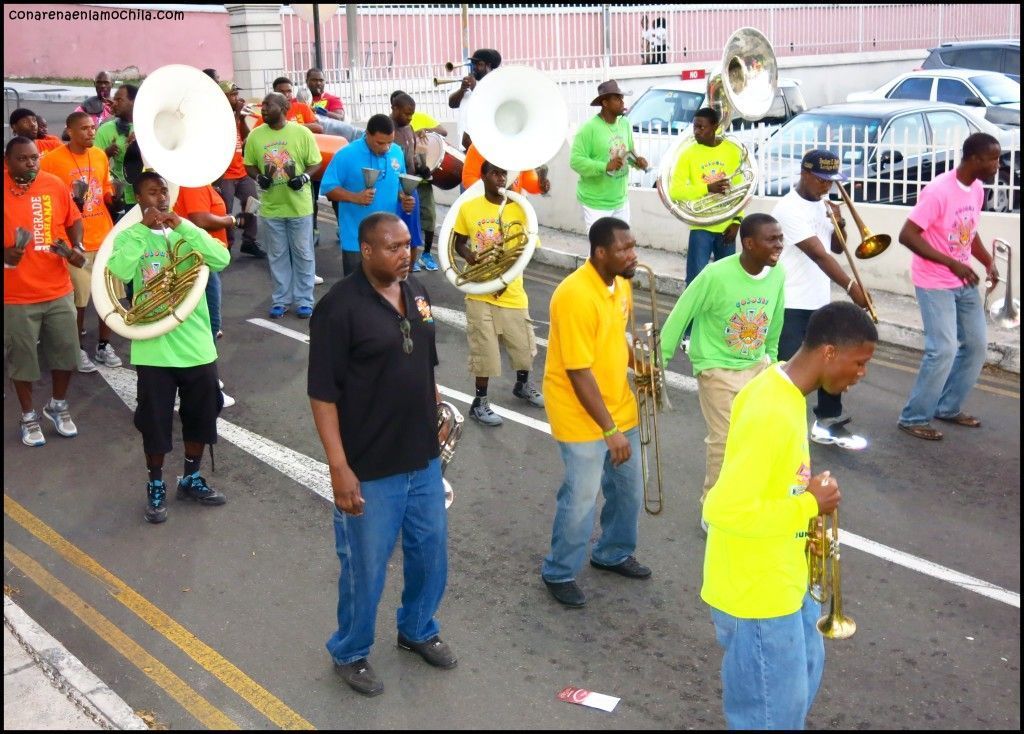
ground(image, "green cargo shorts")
xmin=4 ymin=293 xmax=79 ymax=381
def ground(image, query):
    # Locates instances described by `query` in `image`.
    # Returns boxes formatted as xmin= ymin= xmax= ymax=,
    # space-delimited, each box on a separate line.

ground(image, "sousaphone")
xmin=91 ymin=65 xmax=236 ymax=339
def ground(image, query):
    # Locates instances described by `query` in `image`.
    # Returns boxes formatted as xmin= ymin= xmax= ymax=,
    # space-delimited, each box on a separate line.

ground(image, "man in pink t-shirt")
xmin=896 ymin=132 xmax=1001 ymax=441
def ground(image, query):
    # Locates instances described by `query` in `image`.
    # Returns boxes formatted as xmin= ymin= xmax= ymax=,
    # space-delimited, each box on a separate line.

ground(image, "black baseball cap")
xmin=801 ymin=149 xmax=847 ymax=181
xmin=468 ymin=49 xmax=502 ymax=68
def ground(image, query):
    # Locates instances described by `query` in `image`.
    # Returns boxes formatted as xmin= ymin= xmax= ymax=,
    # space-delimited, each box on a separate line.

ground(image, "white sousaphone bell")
xmin=91 ymin=64 xmax=237 ymax=340
xmin=436 ymin=65 xmax=569 ymax=295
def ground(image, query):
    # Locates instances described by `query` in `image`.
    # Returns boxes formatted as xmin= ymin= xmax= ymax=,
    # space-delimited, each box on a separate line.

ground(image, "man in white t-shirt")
xmin=771 ymin=150 xmax=871 ymax=450
xmin=447 ymin=49 xmax=501 ymax=152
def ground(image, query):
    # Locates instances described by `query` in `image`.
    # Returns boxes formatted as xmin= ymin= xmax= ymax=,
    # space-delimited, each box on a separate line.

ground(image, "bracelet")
xmin=846 ymin=278 xmax=855 ymax=294
xmin=602 ymin=425 xmax=619 ymax=438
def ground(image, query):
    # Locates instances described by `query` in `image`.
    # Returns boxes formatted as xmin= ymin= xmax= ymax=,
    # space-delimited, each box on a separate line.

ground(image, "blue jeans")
xmin=541 ymin=427 xmax=643 ymax=582
xmin=899 ymin=284 xmax=987 ymax=426
xmin=326 ymin=457 xmax=448 ymax=665
xmin=686 ymin=228 xmax=736 ymax=285
xmin=261 ymin=215 xmax=315 ymax=309
xmin=204 ymin=271 xmax=221 ymax=336
xmin=711 ymin=593 xmax=825 ymax=730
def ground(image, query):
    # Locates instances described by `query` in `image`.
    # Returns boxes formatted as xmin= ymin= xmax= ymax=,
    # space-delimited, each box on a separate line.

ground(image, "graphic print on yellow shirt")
xmin=454 ymin=196 xmax=531 ymax=310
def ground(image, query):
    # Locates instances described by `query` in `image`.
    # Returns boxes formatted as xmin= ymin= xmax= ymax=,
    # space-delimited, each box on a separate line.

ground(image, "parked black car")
xmin=759 ymin=100 xmax=1020 ymax=212
xmin=922 ymin=40 xmax=1020 ymax=83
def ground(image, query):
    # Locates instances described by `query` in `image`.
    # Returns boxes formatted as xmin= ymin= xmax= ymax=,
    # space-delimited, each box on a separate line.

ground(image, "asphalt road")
xmin=4 ymin=212 xmax=1020 ymax=729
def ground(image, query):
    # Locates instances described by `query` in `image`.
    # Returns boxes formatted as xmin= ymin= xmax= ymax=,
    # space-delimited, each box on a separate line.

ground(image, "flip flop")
xmin=935 ymin=413 xmax=982 ymax=428
xmin=897 ymin=423 xmax=943 ymax=441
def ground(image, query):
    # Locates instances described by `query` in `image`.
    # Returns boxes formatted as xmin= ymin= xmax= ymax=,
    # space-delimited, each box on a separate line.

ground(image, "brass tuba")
xmin=436 ymin=65 xmax=568 ymax=295
xmin=807 ymin=508 xmax=856 ymax=639
xmin=657 ymin=28 xmax=778 ymax=226
xmin=91 ymin=65 xmax=236 ymax=340
xmin=437 ymin=401 xmax=464 ymax=509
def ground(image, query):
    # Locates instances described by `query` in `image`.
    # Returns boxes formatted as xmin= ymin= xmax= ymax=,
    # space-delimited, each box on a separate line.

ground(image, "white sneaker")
xmin=77 ymin=349 xmax=98 ymax=373
xmin=221 ymin=390 xmax=236 ymax=408
xmin=93 ymin=343 xmax=122 ymax=368
xmin=314 ymin=274 xmax=324 ymax=285
xmin=42 ymin=400 xmax=78 ymax=438
xmin=811 ymin=418 xmax=867 ymax=451
xmin=20 ymin=412 xmax=46 ymax=447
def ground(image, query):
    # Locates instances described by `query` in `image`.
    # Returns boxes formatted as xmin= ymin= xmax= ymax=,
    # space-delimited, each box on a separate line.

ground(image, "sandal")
xmin=897 ymin=423 xmax=943 ymax=441
xmin=935 ymin=413 xmax=981 ymax=428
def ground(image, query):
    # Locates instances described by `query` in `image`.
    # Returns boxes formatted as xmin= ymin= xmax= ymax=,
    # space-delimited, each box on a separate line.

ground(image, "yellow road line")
xmin=4 ymin=496 xmax=315 ymax=731
xmin=4 ymin=541 xmax=238 ymax=730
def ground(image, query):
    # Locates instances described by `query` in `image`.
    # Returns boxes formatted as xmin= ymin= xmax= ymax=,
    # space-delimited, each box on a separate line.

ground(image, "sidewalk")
xmin=4 ymin=596 xmax=148 ymax=731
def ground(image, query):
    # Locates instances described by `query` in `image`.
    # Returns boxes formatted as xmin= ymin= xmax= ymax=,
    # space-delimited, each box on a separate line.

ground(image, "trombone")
xmin=630 ymin=264 xmax=672 ymax=515
xmin=826 ymin=183 xmax=891 ymax=324
xmin=807 ymin=508 xmax=856 ymax=640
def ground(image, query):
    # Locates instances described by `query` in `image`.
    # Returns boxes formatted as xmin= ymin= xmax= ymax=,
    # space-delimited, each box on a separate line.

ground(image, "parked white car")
xmin=847 ymin=69 xmax=1020 ymax=128
xmin=626 ymin=76 xmax=807 ymax=188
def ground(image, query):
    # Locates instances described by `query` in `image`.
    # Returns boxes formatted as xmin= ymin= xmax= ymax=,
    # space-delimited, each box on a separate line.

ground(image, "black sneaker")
xmin=176 ymin=473 xmax=227 ymax=505
xmin=334 ymin=658 xmax=384 ymax=697
xmin=590 ymin=555 xmax=652 ymax=579
xmin=542 ymin=578 xmax=586 ymax=607
xmin=240 ymin=242 xmax=268 ymax=259
xmin=397 ymin=634 xmax=457 ymax=669
xmin=145 ymin=480 xmax=168 ymax=524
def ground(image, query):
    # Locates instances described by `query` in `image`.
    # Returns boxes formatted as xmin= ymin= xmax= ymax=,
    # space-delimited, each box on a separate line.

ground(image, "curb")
xmin=4 ymin=595 xmax=149 ymax=731
xmin=532 ymin=246 xmax=1021 ymax=375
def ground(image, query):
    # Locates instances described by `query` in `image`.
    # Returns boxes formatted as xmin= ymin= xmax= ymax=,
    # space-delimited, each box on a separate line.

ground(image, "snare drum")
xmin=417 ymin=131 xmax=464 ymax=190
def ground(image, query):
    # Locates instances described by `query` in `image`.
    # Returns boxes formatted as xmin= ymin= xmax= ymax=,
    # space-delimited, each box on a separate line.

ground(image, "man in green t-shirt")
xmin=669 ymin=107 xmax=745 ymax=286
xmin=702 ymin=301 xmax=876 ymax=729
xmin=93 ymin=84 xmax=137 ymax=215
xmin=106 ymin=172 xmax=232 ymax=524
xmin=662 ymin=213 xmax=786 ymax=523
xmin=243 ymin=93 xmax=322 ymax=319
xmin=569 ymin=80 xmax=648 ymax=231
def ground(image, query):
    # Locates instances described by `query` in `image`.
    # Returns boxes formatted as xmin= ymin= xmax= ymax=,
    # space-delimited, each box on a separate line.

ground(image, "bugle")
xmin=433 ymin=77 xmax=464 ymax=87
xmin=807 ymin=508 xmax=856 ymax=640
xmin=630 ymin=264 xmax=672 ymax=515
xmin=985 ymin=238 xmax=1020 ymax=329
xmin=826 ymin=183 xmax=891 ymax=324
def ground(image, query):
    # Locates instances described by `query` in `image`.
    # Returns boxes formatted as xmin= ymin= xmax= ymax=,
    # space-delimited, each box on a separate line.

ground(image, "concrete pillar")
xmin=224 ymin=4 xmax=284 ymax=101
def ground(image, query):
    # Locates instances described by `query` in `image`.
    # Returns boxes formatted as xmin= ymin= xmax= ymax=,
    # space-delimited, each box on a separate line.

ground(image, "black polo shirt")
xmin=307 ymin=268 xmax=440 ymax=481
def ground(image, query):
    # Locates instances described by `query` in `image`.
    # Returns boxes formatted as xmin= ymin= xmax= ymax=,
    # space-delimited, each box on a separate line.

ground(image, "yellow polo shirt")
xmin=543 ymin=260 xmax=639 ymax=442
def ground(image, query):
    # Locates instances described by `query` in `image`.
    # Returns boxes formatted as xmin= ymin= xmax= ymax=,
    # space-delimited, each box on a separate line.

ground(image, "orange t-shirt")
xmin=39 ymin=145 xmax=113 ymax=251
xmin=252 ymin=101 xmax=320 ymax=128
xmin=37 ymin=136 xmax=63 ymax=154
xmin=222 ymin=121 xmax=248 ymax=180
xmin=173 ymin=185 xmax=230 ymax=246
xmin=4 ymin=170 xmax=80 ymax=304
xmin=461 ymin=144 xmax=542 ymax=193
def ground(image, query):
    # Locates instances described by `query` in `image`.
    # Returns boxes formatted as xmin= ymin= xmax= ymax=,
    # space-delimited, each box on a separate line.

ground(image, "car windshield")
xmin=969 ymin=74 xmax=1020 ymax=105
xmin=628 ymin=88 xmax=704 ymax=133
xmin=768 ymin=114 xmax=881 ymax=163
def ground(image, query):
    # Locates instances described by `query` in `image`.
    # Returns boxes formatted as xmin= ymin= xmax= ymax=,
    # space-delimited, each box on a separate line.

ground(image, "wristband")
xmin=846 ymin=278 xmax=855 ymax=294
xmin=602 ymin=425 xmax=619 ymax=438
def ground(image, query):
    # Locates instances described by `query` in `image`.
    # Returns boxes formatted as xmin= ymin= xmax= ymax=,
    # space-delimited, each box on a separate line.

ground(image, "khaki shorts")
xmin=465 ymin=299 xmax=537 ymax=377
xmin=4 ymin=293 xmax=79 ymax=381
xmin=70 ymin=249 xmax=124 ymax=309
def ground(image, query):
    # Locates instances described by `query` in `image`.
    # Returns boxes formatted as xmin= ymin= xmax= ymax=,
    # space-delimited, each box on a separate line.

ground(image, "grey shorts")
xmin=4 ymin=293 xmax=79 ymax=381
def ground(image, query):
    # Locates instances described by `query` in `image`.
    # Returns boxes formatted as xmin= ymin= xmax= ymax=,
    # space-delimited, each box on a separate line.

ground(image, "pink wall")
xmin=3 ymin=4 xmax=233 ymax=79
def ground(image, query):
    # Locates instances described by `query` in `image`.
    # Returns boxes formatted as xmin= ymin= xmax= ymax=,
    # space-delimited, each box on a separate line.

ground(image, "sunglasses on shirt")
xmin=399 ymin=317 xmax=413 ymax=355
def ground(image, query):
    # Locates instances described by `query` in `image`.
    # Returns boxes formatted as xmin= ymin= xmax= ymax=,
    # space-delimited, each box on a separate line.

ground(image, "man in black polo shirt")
xmin=308 ymin=211 xmax=454 ymax=697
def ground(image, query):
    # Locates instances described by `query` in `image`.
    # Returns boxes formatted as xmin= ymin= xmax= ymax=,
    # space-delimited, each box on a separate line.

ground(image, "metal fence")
xmin=269 ymin=3 xmax=1021 ymax=121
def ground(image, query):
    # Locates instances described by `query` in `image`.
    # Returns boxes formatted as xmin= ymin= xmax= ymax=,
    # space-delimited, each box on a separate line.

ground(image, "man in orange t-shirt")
xmin=213 ymin=81 xmax=265 ymax=259
xmin=4 ymin=137 xmax=88 ymax=447
xmin=9 ymin=109 xmax=62 ymax=155
xmin=40 ymin=110 xmax=123 ymax=373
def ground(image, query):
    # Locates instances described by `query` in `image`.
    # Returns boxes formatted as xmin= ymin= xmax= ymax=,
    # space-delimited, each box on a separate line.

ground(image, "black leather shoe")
xmin=590 ymin=555 xmax=652 ymax=579
xmin=334 ymin=658 xmax=384 ymax=697
xmin=543 ymin=578 xmax=586 ymax=607
xmin=240 ymin=242 xmax=268 ymax=259
xmin=397 ymin=634 xmax=457 ymax=669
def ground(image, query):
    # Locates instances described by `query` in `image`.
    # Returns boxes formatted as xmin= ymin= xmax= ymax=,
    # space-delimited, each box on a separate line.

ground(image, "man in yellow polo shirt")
xmin=541 ymin=217 xmax=651 ymax=608
xmin=702 ymin=301 xmax=877 ymax=728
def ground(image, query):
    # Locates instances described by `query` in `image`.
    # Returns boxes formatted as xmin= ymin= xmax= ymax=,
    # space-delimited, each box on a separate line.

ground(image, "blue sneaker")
xmin=411 ymin=260 xmax=422 ymax=272
xmin=269 ymin=305 xmax=287 ymax=319
xmin=296 ymin=306 xmax=313 ymax=319
xmin=421 ymin=252 xmax=439 ymax=271
xmin=145 ymin=480 xmax=167 ymax=524
xmin=176 ymin=473 xmax=226 ymax=506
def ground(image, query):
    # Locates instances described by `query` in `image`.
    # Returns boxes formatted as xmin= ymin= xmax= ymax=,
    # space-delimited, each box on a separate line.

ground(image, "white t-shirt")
xmin=772 ymin=188 xmax=834 ymax=310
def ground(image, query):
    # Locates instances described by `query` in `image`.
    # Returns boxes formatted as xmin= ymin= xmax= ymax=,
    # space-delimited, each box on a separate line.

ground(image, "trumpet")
xmin=807 ymin=509 xmax=856 ymax=639
xmin=826 ymin=183 xmax=891 ymax=324
xmin=630 ymin=264 xmax=672 ymax=515
xmin=433 ymin=77 xmax=465 ymax=87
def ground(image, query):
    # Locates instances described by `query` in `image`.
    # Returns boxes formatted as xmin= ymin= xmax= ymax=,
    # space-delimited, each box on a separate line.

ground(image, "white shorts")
xmin=581 ymin=202 xmax=631 ymax=231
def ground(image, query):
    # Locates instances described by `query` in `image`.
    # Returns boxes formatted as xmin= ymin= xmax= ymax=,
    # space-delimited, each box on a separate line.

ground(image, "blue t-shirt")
xmin=319 ymin=138 xmax=406 ymax=252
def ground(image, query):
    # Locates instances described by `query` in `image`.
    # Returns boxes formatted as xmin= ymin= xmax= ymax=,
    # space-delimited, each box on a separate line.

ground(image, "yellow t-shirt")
xmin=410 ymin=111 xmax=441 ymax=132
xmin=543 ymin=261 xmax=639 ymax=442
xmin=701 ymin=365 xmax=820 ymax=618
xmin=668 ymin=138 xmax=745 ymax=234
xmin=453 ymin=196 xmax=534 ymax=310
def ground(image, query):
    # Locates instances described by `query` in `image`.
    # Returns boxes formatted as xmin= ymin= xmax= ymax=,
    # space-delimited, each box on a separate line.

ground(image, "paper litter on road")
xmin=557 ymin=685 xmax=620 ymax=712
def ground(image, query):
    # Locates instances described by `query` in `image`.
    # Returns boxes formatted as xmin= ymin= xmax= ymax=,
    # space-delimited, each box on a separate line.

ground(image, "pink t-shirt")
xmin=907 ymin=169 xmax=983 ymax=290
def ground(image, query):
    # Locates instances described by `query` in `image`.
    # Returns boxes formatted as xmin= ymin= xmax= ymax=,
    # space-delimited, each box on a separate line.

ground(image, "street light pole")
xmin=313 ymin=3 xmax=323 ymax=70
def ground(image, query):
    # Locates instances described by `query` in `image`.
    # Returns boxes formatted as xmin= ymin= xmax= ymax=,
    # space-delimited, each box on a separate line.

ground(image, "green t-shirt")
xmin=701 ymin=366 xmax=820 ymax=618
xmin=106 ymin=219 xmax=230 ymax=367
xmin=242 ymin=121 xmax=322 ymax=218
xmin=668 ymin=139 xmax=745 ymax=234
xmin=94 ymin=119 xmax=136 ymax=205
xmin=570 ymin=114 xmax=634 ymax=210
xmin=661 ymin=254 xmax=785 ymax=375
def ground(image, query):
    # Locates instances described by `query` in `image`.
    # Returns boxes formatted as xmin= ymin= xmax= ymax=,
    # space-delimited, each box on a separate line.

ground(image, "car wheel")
xmin=984 ymin=169 xmax=1012 ymax=212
